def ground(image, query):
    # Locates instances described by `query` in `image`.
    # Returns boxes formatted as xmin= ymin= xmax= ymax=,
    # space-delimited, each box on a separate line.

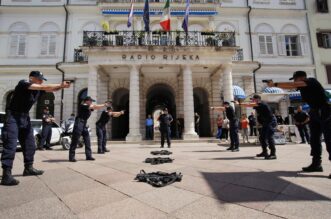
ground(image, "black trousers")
xmin=308 ymin=106 xmax=331 ymax=162
xmin=259 ymin=123 xmax=276 ymax=155
xmin=96 ymin=124 xmax=107 ymax=153
xmin=296 ymin=124 xmax=310 ymax=143
xmin=222 ymin=128 xmax=229 ymax=140
xmin=249 ymin=124 xmax=257 ymax=136
xmin=146 ymin=126 xmax=153 ymax=140
xmin=40 ymin=124 xmax=52 ymax=148
xmin=1 ymin=114 xmax=35 ymax=169
xmin=229 ymin=120 xmax=239 ymax=148
xmin=160 ymin=127 xmax=171 ymax=147
xmin=69 ymin=119 xmax=92 ymax=159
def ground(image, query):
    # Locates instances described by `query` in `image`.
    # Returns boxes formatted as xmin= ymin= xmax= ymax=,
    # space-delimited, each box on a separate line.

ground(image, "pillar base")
xmin=183 ymin=133 xmax=199 ymax=140
xmin=126 ymin=133 xmax=142 ymax=142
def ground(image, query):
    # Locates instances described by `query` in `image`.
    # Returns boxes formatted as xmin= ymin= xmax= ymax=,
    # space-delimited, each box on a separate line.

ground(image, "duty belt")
xmin=145 ymin=157 xmax=174 ymax=165
xmin=150 ymin=150 xmax=173 ymax=155
xmin=135 ymin=170 xmax=182 ymax=187
xmin=7 ymin=110 xmax=29 ymax=117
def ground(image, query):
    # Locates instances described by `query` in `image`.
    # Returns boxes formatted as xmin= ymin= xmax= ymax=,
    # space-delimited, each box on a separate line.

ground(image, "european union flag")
xmin=143 ymin=0 xmax=150 ymax=32
xmin=182 ymin=0 xmax=190 ymax=33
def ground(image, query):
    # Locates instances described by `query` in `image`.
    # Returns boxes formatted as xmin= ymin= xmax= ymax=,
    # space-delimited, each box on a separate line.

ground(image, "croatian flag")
xmin=127 ymin=0 xmax=134 ymax=28
xmin=143 ymin=0 xmax=150 ymax=32
xmin=160 ymin=0 xmax=171 ymax=31
xmin=182 ymin=0 xmax=190 ymax=33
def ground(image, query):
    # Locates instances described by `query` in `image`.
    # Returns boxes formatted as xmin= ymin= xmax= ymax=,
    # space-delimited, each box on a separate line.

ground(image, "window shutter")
xmin=326 ymin=65 xmax=331 ymax=84
xmin=9 ymin=35 xmax=18 ymax=56
xmin=48 ymin=35 xmax=56 ymax=55
xmin=299 ymin=35 xmax=307 ymax=56
xmin=17 ymin=35 xmax=26 ymax=56
xmin=266 ymin=35 xmax=273 ymax=55
xmin=41 ymin=35 xmax=48 ymax=55
xmin=277 ymin=34 xmax=286 ymax=56
xmin=259 ymin=35 xmax=266 ymax=55
xmin=316 ymin=32 xmax=324 ymax=47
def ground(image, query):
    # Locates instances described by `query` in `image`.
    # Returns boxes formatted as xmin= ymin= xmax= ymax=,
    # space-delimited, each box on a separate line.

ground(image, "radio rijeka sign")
xmin=121 ymin=54 xmax=200 ymax=61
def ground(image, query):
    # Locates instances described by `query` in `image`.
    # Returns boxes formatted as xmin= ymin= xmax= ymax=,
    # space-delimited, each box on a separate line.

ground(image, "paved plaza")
xmin=1 ymin=141 xmax=331 ymax=219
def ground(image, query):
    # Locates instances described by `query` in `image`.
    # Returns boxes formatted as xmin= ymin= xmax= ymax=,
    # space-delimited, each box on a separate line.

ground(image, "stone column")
xmin=87 ymin=64 xmax=98 ymax=140
xmin=126 ymin=65 xmax=142 ymax=141
xmin=222 ymin=63 xmax=234 ymax=108
xmin=182 ymin=65 xmax=199 ymax=140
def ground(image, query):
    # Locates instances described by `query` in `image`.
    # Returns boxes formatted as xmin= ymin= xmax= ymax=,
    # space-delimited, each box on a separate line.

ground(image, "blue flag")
xmin=127 ymin=1 xmax=134 ymax=28
xmin=182 ymin=0 xmax=190 ymax=33
xmin=143 ymin=0 xmax=150 ymax=32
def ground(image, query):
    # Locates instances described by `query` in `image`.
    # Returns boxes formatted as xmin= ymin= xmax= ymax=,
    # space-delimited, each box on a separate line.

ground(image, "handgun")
xmin=262 ymin=79 xmax=273 ymax=83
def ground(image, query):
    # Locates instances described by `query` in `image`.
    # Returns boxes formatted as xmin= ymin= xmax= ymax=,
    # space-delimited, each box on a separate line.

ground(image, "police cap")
xmin=29 ymin=71 xmax=47 ymax=81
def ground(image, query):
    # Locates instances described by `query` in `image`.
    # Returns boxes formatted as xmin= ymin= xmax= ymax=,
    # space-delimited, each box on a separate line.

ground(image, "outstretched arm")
xmin=210 ymin=106 xmax=226 ymax=112
xmin=89 ymin=103 xmax=108 ymax=110
xmin=29 ymin=81 xmax=71 ymax=92
xmin=111 ymin=111 xmax=125 ymax=118
xmin=267 ymin=81 xmax=307 ymax=89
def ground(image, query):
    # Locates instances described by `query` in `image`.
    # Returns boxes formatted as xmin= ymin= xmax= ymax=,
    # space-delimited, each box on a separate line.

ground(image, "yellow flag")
xmin=101 ymin=20 xmax=110 ymax=33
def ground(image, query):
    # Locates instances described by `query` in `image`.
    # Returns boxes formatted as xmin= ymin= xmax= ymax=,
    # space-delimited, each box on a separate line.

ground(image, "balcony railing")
xmin=232 ymin=48 xmax=243 ymax=61
xmin=82 ymin=31 xmax=236 ymax=48
xmin=74 ymin=49 xmax=88 ymax=62
xmin=98 ymin=0 xmax=221 ymax=3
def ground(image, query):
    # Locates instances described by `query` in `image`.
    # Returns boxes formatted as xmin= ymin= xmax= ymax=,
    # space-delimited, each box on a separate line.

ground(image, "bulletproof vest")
xmin=145 ymin=157 xmax=174 ymax=165
xmin=135 ymin=170 xmax=183 ymax=187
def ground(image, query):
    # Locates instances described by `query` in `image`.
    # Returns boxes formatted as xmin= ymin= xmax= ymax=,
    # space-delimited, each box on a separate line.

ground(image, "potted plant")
xmin=88 ymin=34 xmax=98 ymax=47
xmin=137 ymin=31 xmax=144 ymax=46
xmin=175 ymin=30 xmax=181 ymax=46
xmin=205 ymin=36 xmax=216 ymax=46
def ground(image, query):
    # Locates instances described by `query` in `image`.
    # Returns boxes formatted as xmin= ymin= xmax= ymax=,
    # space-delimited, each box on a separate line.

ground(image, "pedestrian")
xmin=275 ymin=112 xmax=284 ymax=125
xmin=37 ymin=107 xmax=55 ymax=151
xmin=1 ymin=71 xmax=70 ymax=186
xmin=157 ymin=108 xmax=173 ymax=148
xmin=248 ymin=112 xmax=257 ymax=136
xmin=216 ymin=114 xmax=223 ymax=142
xmin=211 ymin=102 xmax=240 ymax=152
xmin=241 ymin=114 xmax=249 ymax=143
xmin=293 ymin=105 xmax=310 ymax=144
xmin=176 ymin=118 xmax=183 ymax=139
xmin=237 ymin=95 xmax=277 ymax=159
xmin=222 ymin=116 xmax=229 ymax=142
xmin=145 ymin=114 xmax=154 ymax=140
xmin=69 ymin=96 xmax=110 ymax=162
xmin=194 ymin=112 xmax=200 ymax=136
xmin=267 ymin=71 xmax=331 ymax=177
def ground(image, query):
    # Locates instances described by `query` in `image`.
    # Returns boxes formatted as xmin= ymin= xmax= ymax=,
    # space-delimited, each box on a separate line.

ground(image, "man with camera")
xmin=266 ymin=71 xmax=331 ymax=178
xmin=37 ymin=107 xmax=55 ymax=151
xmin=294 ymin=105 xmax=310 ymax=144
xmin=96 ymin=106 xmax=124 ymax=154
xmin=1 ymin=71 xmax=70 ymax=186
xmin=157 ymin=108 xmax=173 ymax=148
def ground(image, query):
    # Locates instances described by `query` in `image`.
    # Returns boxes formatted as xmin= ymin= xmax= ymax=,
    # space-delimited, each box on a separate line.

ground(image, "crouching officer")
xmin=211 ymin=102 xmax=240 ymax=152
xmin=1 ymin=71 xmax=70 ymax=186
xmin=37 ymin=107 xmax=55 ymax=150
xmin=96 ymin=107 xmax=124 ymax=154
xmin=69 ymin=96 xmax=110 ymax=162
xmin=236 ymin=95 xmax=277 ymax=159
xmin=267 ymin=71 xmax=331 ymax=178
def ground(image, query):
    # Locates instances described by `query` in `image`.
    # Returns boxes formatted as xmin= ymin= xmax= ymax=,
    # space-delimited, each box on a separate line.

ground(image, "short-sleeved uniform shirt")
xmin=294 ymin=111 xmax=309 ymax=124
xmin=159 ymin=114 xmax=173 ymax=130
xmin=253 ymin=102 xmax=273 ymax=125
xmin=77 ymin=104 xmax=93 ymax=121
xmin=248 ymin=115 xmax=256 ymax=126
xmin=96 ymin=111 xmax=111 ymax=126
xmin=8 ymin=80 xmax=45 ymax=113
xmin=298 ymin=78 xmax=328 ymax=109
xmin=42 ymin=112 xmax=52 ymax=126
xmin=225 ymin=106 xmax=236 ymax=121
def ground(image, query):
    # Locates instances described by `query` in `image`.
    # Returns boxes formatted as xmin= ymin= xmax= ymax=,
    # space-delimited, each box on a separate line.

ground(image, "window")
xmin=285 ymin=35 xmax=299 ymax=56
xmin=326 ymin=65 xmax=331 ymax=84
xmin=10 ymin=34 xmax=26 ymax=56
xmin=258 ymin=35 xmax=273 ymax=55
xmin=277 ymin=34 xmax=306 ymax=57
xmin=317 ymin=32 xmax=331 ymax=48
xmin=41 ymin=34 xmax=57 ymax=56
xmin=317 ymin=0 xmax=329 ymax=13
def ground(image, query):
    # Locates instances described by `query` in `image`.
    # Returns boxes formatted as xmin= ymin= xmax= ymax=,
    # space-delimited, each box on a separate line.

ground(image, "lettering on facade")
xmin=122 ymin=54 xmax=200 ymax=61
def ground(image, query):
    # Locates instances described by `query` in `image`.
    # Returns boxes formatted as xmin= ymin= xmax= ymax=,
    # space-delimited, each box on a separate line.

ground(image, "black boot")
xmin=226 ymin=146 xmax=234 ymax=151
xmin=302 ymin=159 xmax=323 ymax=172
xmin=23 ymin=165 xmax=44 ymax=176
xmin=256 ymin=150 xmax=268 ymax=157
xmin=1 ymin=168 xmax=19 ymax=186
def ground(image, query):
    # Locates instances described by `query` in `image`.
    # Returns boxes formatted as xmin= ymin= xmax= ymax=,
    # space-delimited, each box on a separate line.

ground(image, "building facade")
xmin=0 ymin=0 xmax=315 ymax=141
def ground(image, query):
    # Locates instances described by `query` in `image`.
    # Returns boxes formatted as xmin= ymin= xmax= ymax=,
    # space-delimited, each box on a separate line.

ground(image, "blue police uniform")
xmin=254 ymin=102 xmax=277 ymax=159
xmin=38 ymin=112 xmax=53 ymax=150
xmin=1 ymin=80 xmax=44 ymax=169
xmin=159 ymin=113 xmax=173 ymax=148
xmin=225 ymin=106 xmax=239 ymax=151
xmin=96 ymin=110 xmax=111 ymax=153
xmin=69 ymin=104 xmax=94 ymax=161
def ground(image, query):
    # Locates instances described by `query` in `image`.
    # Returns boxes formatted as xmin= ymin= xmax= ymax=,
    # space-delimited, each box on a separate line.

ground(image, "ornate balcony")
xmin=82 ymin=31 xmax=236 ymax=48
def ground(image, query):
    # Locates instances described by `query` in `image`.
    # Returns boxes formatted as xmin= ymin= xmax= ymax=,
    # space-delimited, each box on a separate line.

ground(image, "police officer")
xmin=69 ymin=96 xmax=110 ymax=162
xmin=96 ymin=107 xmax=124 ymax=154
xmin=158 ymin=108 xmax=173 ymax=148
xmin=211 ymin=101 xmax=240 ymax=152
xmin=37 ymin=107 xmax=55 ymax=150
xmin=237 ymin=95 xmax=277 ymax=159
xmin=1 ymin=71 xmax=70 ymax=186
xmin=267 ymin=71 xmax=331 ymax=177
xmin=293 ymin=105 xmax=310 ymax=144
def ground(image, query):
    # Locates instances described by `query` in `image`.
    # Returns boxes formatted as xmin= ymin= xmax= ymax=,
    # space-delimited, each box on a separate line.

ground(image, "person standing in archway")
xmin=158 ymin=108 xmax=173 ymax=148
xmin=145 ymin=114 xmax=154 ymax=140
xmin=37 ymin=107 xmax=55 ymax=151
xmin=1 ymin=71 xmax=70 ymax=186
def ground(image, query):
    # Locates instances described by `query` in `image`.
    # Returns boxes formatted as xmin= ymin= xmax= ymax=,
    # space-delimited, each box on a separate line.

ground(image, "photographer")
xmin=1 ymin=71 xmax=70 ymax=186
xmin=157 ymin=108 xmax=173 ymax=148
xmin=266 ymin=71 xmax=331 ymax=178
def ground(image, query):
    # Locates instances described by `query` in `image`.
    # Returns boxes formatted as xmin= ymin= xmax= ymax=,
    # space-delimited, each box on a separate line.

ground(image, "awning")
xmin=233 ymin=85 xmax=246 ymax=99
xmin=261 ymin=87 xmax=285 ymax=102
xmin=289 ymin=91 xmax=301 ymax=100
xmin=263 ymin=87 xmax=284 ymax=94
xmin=302 ymin=103 xmax=310 ymax=111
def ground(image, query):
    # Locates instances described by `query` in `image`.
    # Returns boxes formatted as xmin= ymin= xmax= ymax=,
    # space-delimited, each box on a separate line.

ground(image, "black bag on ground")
xmin=135 ymin=170 xmax=183 ymax=187
xmin=150 ymin=150 xmax=173 ymax=155
xmin=145 ymin=157 xmax=174 ymax=165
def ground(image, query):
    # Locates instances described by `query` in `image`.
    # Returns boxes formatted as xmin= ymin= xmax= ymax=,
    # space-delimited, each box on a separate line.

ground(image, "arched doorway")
xmin=194 ymin=87 xmax=211 ymax=137
xmin=36 ymin=92 xmax=55 ymax=119
xmin=146 ymin=84 xmax=176 ymax=138
xmin=3 ymin=90 xmax=14 ymax=111
xmin=111 ymin=88 xmax=129 ymax=140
